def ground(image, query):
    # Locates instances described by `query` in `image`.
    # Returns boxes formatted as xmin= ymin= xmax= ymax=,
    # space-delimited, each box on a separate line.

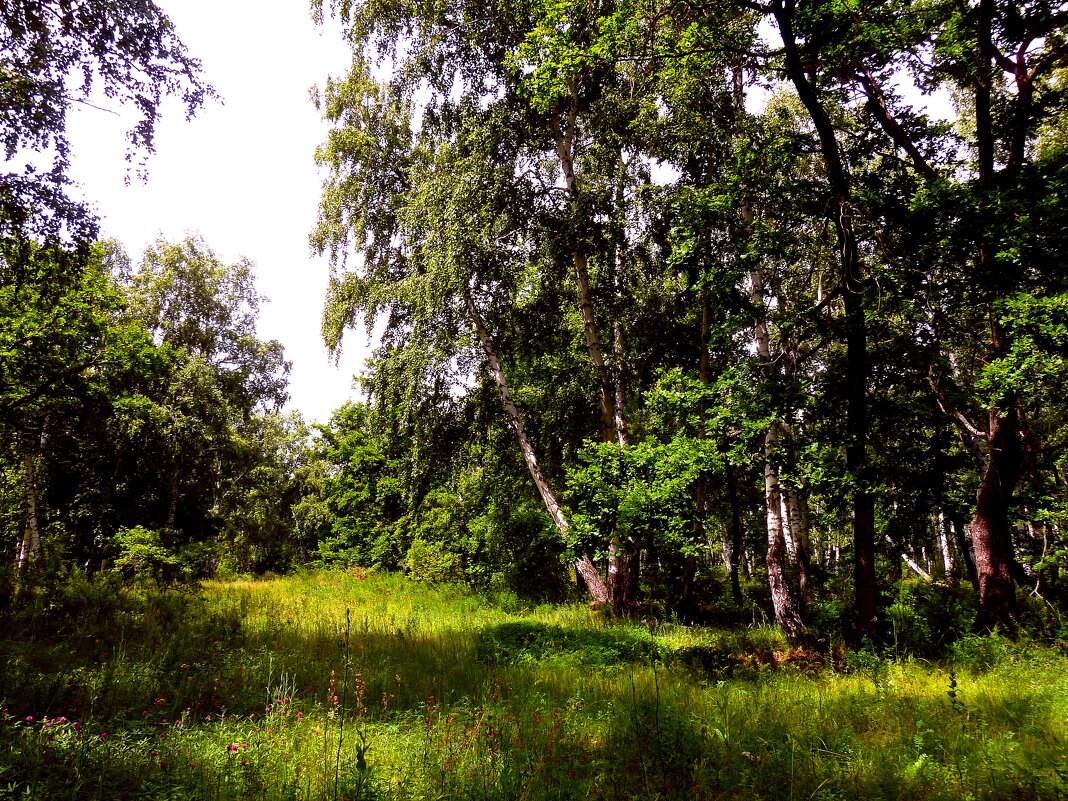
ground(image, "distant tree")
xmin=122 ymin=236 xmax=290 ymax=544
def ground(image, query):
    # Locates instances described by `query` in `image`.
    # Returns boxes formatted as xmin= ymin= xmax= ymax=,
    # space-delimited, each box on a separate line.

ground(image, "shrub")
xmin=885 ymin=579 xmax=977 ymax=657
xmin=404 ymin=538 xmax=462 ymax=584
xmin=948 ymin=632 xmax=1014 ymax=671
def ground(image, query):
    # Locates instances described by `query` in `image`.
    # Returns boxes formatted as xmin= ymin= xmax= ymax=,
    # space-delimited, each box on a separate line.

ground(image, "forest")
xmin=2 ymin=0 xmax=1068 ymax=798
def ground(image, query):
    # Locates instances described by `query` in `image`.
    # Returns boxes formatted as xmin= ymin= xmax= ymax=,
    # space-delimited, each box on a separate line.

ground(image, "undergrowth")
xmin=0 ymin=570 xmax=1064 ymax=800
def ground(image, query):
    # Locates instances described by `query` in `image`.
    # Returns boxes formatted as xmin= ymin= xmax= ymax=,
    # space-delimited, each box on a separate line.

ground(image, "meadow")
xmin=0 ymin=570 xmax=1065 ymax=800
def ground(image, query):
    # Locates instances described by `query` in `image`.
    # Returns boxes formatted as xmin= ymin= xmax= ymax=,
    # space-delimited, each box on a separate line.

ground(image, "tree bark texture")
xmin=764 ymin=423 xmax=805 ymax=641
xmin=784 ymin=488 xmax=815 ymax=607
xmin=971 ymin=402 xmax=1021 ymax=631
xmin=15 ymin=433 xmax=44 ymax=576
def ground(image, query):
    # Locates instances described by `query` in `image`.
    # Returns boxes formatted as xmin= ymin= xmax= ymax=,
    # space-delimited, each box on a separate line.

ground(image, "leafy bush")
xmin=111 ymin=526 xmax=208 ymax=583
xmin=948 ymin=632 xmax=1014 ymax=671
xmin=404 ymin=538 xmax=462 ymax=584
xmin=885 ymin=579 xmax=977 ymax=657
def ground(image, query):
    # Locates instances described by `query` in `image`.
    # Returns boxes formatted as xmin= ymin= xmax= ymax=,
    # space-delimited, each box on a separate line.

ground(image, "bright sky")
xmin=65 ymin=0 xmax=366 ymax=425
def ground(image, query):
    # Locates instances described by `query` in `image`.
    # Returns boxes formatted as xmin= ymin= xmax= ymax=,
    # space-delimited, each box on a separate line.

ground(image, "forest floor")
xmin=0 ymin=570 xmax=1065 ymax=800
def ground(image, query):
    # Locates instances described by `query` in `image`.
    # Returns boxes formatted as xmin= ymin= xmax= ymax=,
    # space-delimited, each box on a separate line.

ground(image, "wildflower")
xmin=72 ymin=723 xmax=82 ymax=731
xmin=100 ymin=733 xmax=109 ymax=739
xmin=55 ymin=717 xmax=67 ymax=724
xmin=24 ymin=716 xmax=33 ymax=722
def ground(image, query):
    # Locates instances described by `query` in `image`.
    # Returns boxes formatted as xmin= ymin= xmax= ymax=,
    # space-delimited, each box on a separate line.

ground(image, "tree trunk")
xmin=550 ymin=97 xmax=621 ymax=446
xmin=14 ymin=421 xmax=50 ymax=575
xmin=684 ymin=293 xmax=713 ymax=613
xmin=764 ymin=423 xmax=805 ymax=641
xmin=948 ymin=511 xmax=980 ymax=588
xmin=166 ymin=468 xmax=180 ymax=530
xmin=724 ymin=462 xmax=743 ymax=603
xmin=748 ymin=225 xmax=804 ymax=641
xmin=749 ymin=262 xmax=804 ymax=639
xmin=15 ymin=447 xmax=42 ymax=575
xmin=971 ymin=403 xmax=1021 ymax=631
xmin=965 ymin=0 xmax=1022 ymax=633
xmin=937 ymin=512 xmax=955 ymax=580
xmin=774 ymin=4 xmax=876 ymax=639
xmin=784 ymin=487 xmax=815 ymax=607
xmin=464 ymin=287 xmax=609 ymax=604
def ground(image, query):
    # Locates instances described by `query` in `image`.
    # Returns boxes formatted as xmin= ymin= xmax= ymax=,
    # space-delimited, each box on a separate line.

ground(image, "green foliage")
xmin=974 ymin=292 xmax=1068 ymax=410
xmin=885 ymin=579 xmax=978 ymax=657
xmin=0 ymin=235 xmax=303 ymax=579
xmin=111 ymin=526 xmax=212 ymax=584
xmin=112 ymin=526 xmax=181 ymax=579
xmin=948 ymin=632 xmax=1016 ymax=672
xmin=0 ymin=0 xmax=210 ymax=250
xmin=404 ymin=538 xmax=462 ymax=585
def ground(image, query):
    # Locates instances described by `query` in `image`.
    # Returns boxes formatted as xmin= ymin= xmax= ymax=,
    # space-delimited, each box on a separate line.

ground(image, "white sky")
xmin=65 ymin=0 xmax=367 ymax=425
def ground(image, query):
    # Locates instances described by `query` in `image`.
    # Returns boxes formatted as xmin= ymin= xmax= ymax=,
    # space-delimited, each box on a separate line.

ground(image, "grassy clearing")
xmin=0 ymin=570 xmax=1065 ymax=800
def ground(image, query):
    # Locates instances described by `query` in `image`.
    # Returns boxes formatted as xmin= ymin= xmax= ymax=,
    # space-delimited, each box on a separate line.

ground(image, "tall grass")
xmin=0 ymin=570 xmax=1064 ymax=800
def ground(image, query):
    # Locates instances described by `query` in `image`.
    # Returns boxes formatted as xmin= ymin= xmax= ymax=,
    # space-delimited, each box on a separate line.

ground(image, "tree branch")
xmin=855 ymin=66 xmax=939 ymax=181
xmin=927 ymin=372 xmax=988 ymax=443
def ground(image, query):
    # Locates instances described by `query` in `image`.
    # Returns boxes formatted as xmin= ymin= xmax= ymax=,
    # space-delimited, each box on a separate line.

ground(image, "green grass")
xmin=0 ymin=570 xmax=1065 ymax=800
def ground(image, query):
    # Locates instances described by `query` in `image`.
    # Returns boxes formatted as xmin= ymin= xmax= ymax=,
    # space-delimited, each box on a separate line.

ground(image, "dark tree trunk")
xmin=971 ymin=402 xmax=1021 ymax=632
xmin=725 ymin=462 xmax=743 ymax=603
xmin=774 ymin=2 xmax=876 ymax=640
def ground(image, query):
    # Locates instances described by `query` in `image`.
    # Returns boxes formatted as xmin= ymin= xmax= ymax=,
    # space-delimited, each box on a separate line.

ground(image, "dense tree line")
xmin=3 ymin=0 xmax=1067 ymax=649
xmin=309 ymin=0 xmax=1068 ymax=642
xmin=1 ymin=236 xmax=300 ymax=578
